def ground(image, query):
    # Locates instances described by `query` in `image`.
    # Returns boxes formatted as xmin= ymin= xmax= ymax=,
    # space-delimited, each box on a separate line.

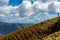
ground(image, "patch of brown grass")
xmin=0 ymin=17 xmax=60 ymax=40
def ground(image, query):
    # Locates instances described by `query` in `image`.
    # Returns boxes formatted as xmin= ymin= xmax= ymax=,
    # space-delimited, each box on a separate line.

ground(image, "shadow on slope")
xmin=45 ymin=17 xmax=60 ymax=35
xmin=0 ymin=17 xmax=60 ymax=40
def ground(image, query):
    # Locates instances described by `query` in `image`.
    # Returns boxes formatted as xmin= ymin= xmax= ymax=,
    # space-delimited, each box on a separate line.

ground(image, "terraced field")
xmin=0 ymin=17 xmax=60 ymax=40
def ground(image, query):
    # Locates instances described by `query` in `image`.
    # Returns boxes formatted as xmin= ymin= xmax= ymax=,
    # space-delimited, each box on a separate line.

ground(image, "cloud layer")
xmin=0 ymin=0 xmax=9 ymax=6
xmin=0 ymin=0 xmax=60 ymax=23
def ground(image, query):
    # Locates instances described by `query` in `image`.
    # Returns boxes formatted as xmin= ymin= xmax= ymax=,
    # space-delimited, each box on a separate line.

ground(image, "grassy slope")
xmin=0 ymin=17 xmax=60 ymax=40
xmin=43 ymin=30 xmax=60 ymax=40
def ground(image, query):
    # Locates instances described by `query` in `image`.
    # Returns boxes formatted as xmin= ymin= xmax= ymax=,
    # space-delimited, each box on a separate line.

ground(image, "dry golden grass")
xmin=43 ymin=30 xmax=60 ymax=40
xmin=0 ymin=17 xmax=60 ymax=40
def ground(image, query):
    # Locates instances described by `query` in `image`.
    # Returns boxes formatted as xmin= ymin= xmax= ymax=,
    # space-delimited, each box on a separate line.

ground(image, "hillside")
xmin=43 ymin=30 xmax=60 ymax=40
xmin=0 ymin=17 xmax=60 ymax=40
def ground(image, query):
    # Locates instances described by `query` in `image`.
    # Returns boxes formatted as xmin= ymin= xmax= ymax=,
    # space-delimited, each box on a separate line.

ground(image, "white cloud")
xmin=17 ymin=1 xmax=34 ymax=17
xmin=54 ymin=1 xmax=60 ymax=12
xmin=0 ymin=5 xmax=19 ymax=22
xmin=17 ymin=1 xmax=49 ymax=17
xmin=0 ymin=0 xmax=60 ymax=23
xmin=33 ymin=1 xmax=48 ymax=14
xmin=0 ymin=0 xmax=9 ymax=6
xmin=0 ymin=6 xmax=18 ymax=13
xmin=24 ymin=0 xmax=58 ymax=3
xmin=0 ymin=14 xmax=6 ymax=18
xmin=48 ymin=1 xmax=60 ymax=12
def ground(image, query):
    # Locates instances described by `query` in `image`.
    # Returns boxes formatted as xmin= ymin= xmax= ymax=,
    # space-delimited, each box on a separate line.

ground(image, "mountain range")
xmin=0 ymin=22 xmax=33 ymax=35
xmin=0 ymin=17 xmax=60 ymax=40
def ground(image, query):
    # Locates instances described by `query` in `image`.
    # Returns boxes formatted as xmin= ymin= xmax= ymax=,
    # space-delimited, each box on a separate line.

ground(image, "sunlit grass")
xmin=0 ymin=17 xmax=60 ymax=40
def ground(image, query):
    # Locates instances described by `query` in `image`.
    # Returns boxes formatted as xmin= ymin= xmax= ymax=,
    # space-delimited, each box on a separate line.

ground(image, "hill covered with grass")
xmin=0 ymin=17 xmax=60 ymax=40
xmin=43 ymin=30 xmax=60 ymax=40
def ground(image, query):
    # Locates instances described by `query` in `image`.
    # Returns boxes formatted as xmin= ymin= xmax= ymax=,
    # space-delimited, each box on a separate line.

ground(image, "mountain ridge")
xmin=0 ymin=17 xmax=60 ymax=40
xmin=0 ymin=22 xmax=33 ymax=35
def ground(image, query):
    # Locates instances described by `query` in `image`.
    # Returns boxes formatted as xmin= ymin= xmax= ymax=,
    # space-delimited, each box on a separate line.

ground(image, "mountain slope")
xmin=0 ymin=17 xmax=60 ymax=40
xmin=43 ymin=30 xmax=60 ymax=40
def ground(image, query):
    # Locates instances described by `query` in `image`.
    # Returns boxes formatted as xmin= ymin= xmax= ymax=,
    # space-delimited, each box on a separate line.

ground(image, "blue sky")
xmin=9 ymin=0 xmax=23 ymax=6
xmin=0 ymin=0 xmax=60 ymax=23
xmin=9 ymin=0 xmax=34 ymax=6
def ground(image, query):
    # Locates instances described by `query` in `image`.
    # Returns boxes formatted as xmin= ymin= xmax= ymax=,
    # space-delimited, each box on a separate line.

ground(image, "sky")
xmin=9 ymin=0 xmax=23 ymax=6
xmin=0 ymin=0 xmax=60 ymax=23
